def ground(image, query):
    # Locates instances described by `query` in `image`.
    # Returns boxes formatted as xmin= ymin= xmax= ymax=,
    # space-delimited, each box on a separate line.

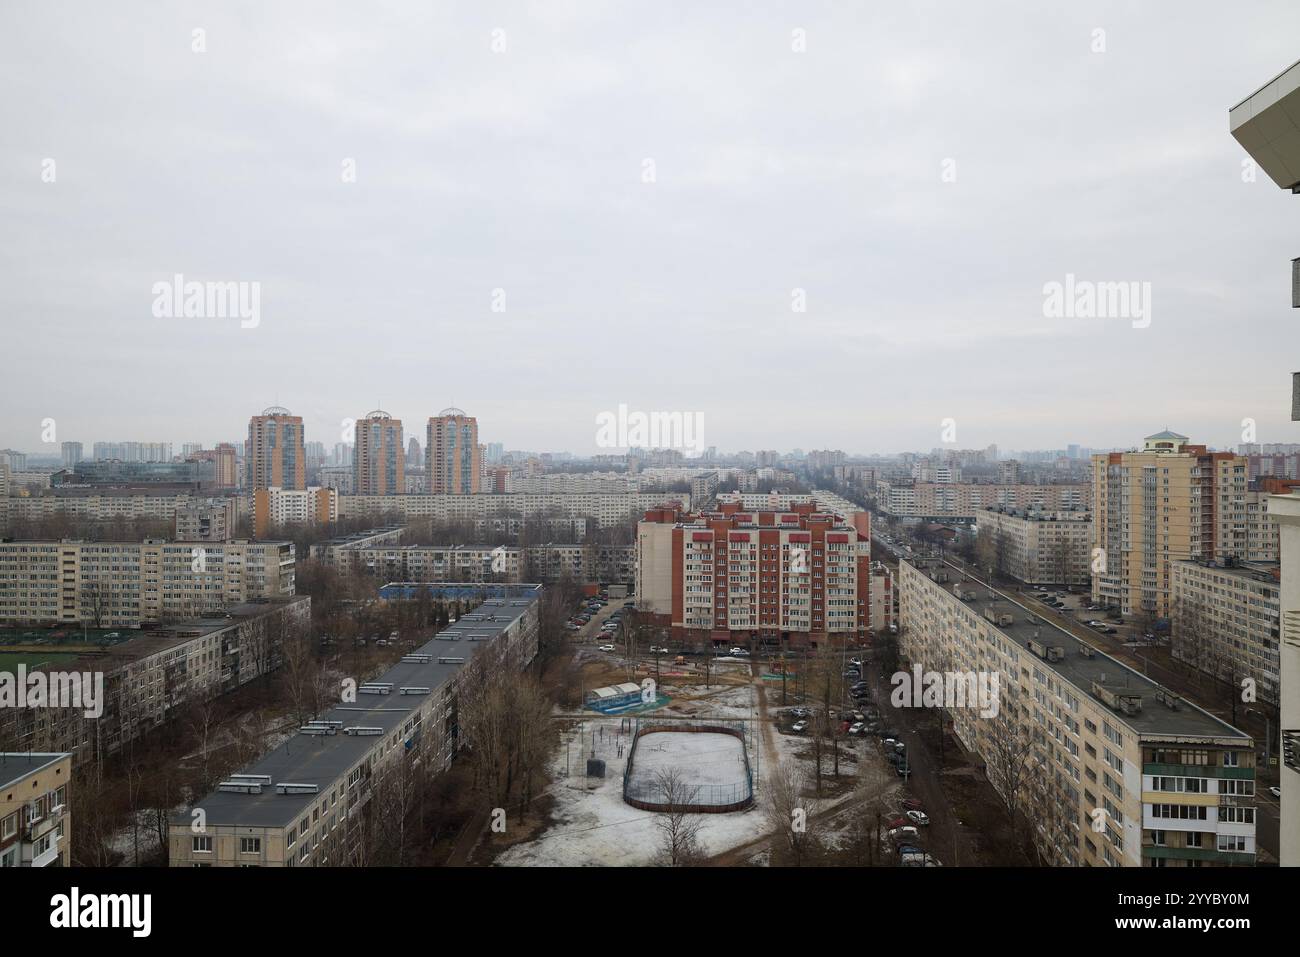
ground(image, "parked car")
xmin=896 ymin=764 xmax=911 ymax=777
xmin=1270 ymin=786 xmax=1282 ymax=799
xmin=901 ymin=798 xmax=924 ymax=811
xmin=597 ymin=644 xmax=615 ymax=652
xmin=791 ymin=720 xmax=808 ymax=733
xmin=848 ymin=722 xmax=865 ymax=735
xmin=888 ymin=826 xmax=919 ymax=842
xmin=906 ymin=810 xmax=930 ymax=826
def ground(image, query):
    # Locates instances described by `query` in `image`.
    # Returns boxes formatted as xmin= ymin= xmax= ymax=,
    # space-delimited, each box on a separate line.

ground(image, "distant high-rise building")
xmin=408 ymin=437 xmax=422 ymax=464
xmin=60 ymin=442 xmax=83 ymax=468
xmin=181 ymin=442 xmax=203 ymax=458
xmin=353 ymin=409 xmax=405 ymax=496
xmin=188 ymin=444 xmax=238 ymax=489
xmin=0 ymin=450 xmax=26 ymax=472
xmin=426 ymin=408 xmax=480 ymax=494
xmin=1091 ymin=431 xmax=1270 ymax=618
xmin=247 ymin=406 xmax=306 ymax=491
xmin=485 ymin=441 xmax=503 ymax=464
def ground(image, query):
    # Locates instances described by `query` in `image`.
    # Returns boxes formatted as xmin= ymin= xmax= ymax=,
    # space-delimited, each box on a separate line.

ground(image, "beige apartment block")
xmin=1171 ymin=560 xmax=1281 ymax=707
xmin=339 ymin=491 xmax=688 ymax=529
xmin=975 ymin=506 xmax=1091 ymax=585
xmin=1091 ymin=432 xmax=1270 ymax=618
xmin=899 ymin=560 xmax=1256 ymax=867
xmin=0 ymin=753 xmax=72 ymax=867
xmin=0 ymin=538 xmax=295 ymax=626
xmin=0 ymin=598 xmax=310 ymax=761
xmin=876 ymin=480 xmax=1090 ymax=521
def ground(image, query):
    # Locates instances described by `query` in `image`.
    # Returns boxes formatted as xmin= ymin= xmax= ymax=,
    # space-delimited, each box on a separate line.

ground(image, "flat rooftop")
xmin=914 ymin=563 xmax=1251 ymax=743
xmin=0 ymin=597 xmax=309 ymax=672
xmin=176 ymin=587 xmax=540 ymax=829
xmin=0 ymin=752 xmax=68 ymax=791
xmin=1172 ymin=559 xmax=1280 ymax=586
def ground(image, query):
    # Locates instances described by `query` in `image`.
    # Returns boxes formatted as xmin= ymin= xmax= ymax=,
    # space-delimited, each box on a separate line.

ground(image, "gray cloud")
xmin=2 ymin=1 xmax=1297 ymax=456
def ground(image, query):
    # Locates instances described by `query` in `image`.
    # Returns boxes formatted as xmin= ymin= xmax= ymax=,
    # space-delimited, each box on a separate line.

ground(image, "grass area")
xmin=0 ymin=651 xmax=81 ymax=671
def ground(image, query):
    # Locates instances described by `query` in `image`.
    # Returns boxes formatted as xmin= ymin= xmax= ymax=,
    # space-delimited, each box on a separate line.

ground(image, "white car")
xmin=848 ymin=722 xmax=865 ymax=735
xmin=598 ymin=644 xmax=615 ymax=652
xmin=906 ymin=810 xmax=930 ymax=826
xmin=1270 ymin=786 xmax=1282 ymax=799
xmin=888 ymin=826 xmax=919 ymax=842
xmin=791 ymin=720 xmax=808 ymax=733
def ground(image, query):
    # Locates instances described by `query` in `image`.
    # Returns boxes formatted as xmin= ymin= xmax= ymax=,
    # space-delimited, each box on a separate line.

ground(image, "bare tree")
xmin=651 ymin=767 xmax=704 ymax=866
xmin=765 ymin=760 xmax=818 ymax=866
xmin=982 ymin=704 xmax=1034 ymax=826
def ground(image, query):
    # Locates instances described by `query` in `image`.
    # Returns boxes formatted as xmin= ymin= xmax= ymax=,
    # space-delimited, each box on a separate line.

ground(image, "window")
xmin=192 ymin=836 xmax=212 ymax=853
xmin=239 ymin=837 xmax=261 ymax=854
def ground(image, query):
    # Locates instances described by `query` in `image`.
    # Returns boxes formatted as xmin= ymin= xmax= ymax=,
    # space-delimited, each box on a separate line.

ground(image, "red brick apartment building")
xmin=636 ymin=501 xmax=869 ymax=649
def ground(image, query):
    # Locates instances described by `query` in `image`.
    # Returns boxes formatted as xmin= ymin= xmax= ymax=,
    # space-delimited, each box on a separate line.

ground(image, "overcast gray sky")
xmin=2 ymin=1 xmax=1298 ymax=458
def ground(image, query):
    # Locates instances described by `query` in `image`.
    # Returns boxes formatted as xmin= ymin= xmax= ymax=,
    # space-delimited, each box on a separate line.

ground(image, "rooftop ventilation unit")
xmin=344 ymin=726 xmax=384 ymax=736
xmin=276 ymin=783 xmax=320 ymax=795
xmin=1091 ymin=681 xmax=1143 ymax=715
xmin=1154 ymin=689 xmax=1182 ymax=710
xmin=228 ymin=773 xmax=272 ymax=785
xmin=299 ymin=726 xmax=332 ymax=736
xmin=1078 ymin=643 xmax=1096 ymax=658
xmin=436 ymin=634 xmax=462 ymax=641
xmin=400 ymin=686 xmax=431 ymax=695
xmin=401 ymin=654 xmax=433 ymax=664
xmin=217 ymin=780 xmax=263 ymax=794
xmin=437 ymin=656 xmax=465 ymax=664
xmin=358 ymin=683 xmax=393 ymax=695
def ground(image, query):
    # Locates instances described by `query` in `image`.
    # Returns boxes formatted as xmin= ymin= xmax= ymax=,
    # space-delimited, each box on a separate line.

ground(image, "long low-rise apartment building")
xmin=0 ymin=597 xmax=310 ymax=761
xmin=637 ymin=500 xmax=869 ymax=648
xmin=346 ymin=542 xmax=634 ymax=584
xmin=167 ymin=585 xmax=541 ymax=866
xmin=0 ymin=538 xmax=295 ymax=626
xmin=3 ymin=488 xmax=248 ymax=531
xmin=974 ymin=506 xmax=1092 ymax=586
xmin=898 ymin=559 xmax=1256 ymax=867
xmin=338 ymin=492 xmax=688 ymax=529
xmin=876 ymin=480 xmax=1090 ymax=521
xmin=1171 ymin=559 xmax=1281 ymax=707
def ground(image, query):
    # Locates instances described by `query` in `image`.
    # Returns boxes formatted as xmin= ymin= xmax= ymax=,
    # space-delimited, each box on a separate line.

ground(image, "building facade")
xmin=974 ymin=506 xmax=1091 ymax=586
xmin=1171 ymin=560 xmax=1281 ymax=707
xmin=0 ymin=539 xmax=295 ymax=626
xmin=426 ymin=408 xmax=480 ymax=494
xmin=253 ymin=486 xmax=337 ymax=537
xmin=353 ymin=410 xmax=405 ymax=496
xmin=167 ymin=587 xmax=540 ymax=866
xmin=0 ymin=599 xmax=310 ymax=762
xmin=1090 ymin=432 xmax=1274 ymax=618
xmin=247 ymin=406 xmax=306 ymax=491
xmin=899 ymin=560 xmax=1257 ymax=867
xmin=0 ymin=753 xmax=72 ymax=867
xmin=876 ymin=480 xmax=1090 ymax=521
xmin=637 ymin=500 xmax=870 ymax=648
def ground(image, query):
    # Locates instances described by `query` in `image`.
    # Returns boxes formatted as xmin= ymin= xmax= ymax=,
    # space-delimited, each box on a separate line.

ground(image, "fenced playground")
xmin=623 ymin=719 xmax=754 ymax=813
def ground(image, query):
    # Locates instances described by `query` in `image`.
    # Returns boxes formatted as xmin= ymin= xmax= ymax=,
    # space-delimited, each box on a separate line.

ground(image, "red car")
xmin=887 ymin=816 xmax=908 ymax=830
xmin=901 ymin=798 xmax=924 ymax=811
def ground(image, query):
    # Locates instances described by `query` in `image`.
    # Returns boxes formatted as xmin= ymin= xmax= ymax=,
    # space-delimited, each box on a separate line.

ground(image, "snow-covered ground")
xmin=496 ymin=715 xmax=767 ymax=866
xmin=626 ymin=731 xmax=750 ymax=806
